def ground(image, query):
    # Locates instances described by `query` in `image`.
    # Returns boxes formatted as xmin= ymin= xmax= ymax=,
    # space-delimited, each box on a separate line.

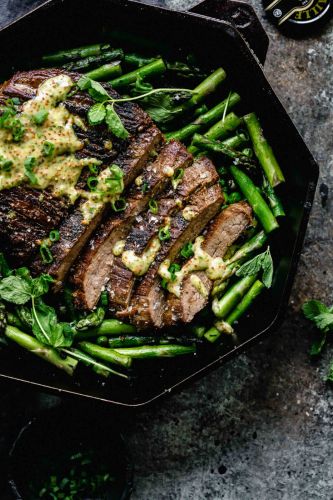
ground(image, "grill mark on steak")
xmin=0 ymin=68 xmax=159 ymax=286
xmin=71 ymin=140 xmax=190 ymax=310
xmin=163 ymin=202 xmax=253 ymax=326
xmin=119 ymin=184 xmax=224 ymax=330
xmin=108 ymin=157 xmax=219 ymax=312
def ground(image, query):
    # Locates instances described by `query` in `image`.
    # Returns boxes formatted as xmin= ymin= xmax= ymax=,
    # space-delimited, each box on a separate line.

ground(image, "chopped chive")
xmin=158 ymin=225 xmax=171 ymax=241
xmin=24 ymin=156 xmax=37 ymax=184
xmin=180 ymin=242 xmax=194 ymax=260
xmin=112 ymin=198 xmax=127 ymax=212
xmin=40 ymin=243 xmax=53 ymax=264
xmin=49 ymin=230 xmax=60 ymax=242
xmin=43 ymin=141 xmax=55 ymax=156
xmin=149 ymin=199 xmax=158 ymax=214
xmin=87 ymin=176 xmax=98 ymax=191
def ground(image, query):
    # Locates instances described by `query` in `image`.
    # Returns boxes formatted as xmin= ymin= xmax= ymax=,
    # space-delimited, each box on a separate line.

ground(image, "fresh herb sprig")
xmin=236 ymin=246 xmax=273 ymax=288
xmin=77 ymin=76 xmax=193 ymax=139
xmin=302 ymin=300 xmax=333 ymax=361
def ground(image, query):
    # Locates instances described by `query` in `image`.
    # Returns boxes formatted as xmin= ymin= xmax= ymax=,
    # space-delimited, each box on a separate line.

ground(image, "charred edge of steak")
xmin=163 ymin=201 xmax=253 ymax=326
xmin=121 ymin=184 xmax=224 ymax=330
xmin=108 ymin=156 xmax=219 ymax=313
xmin=0 ymin=187 xmax=68 ymax=266
xmin=71 ymin=139 xmax=189 ymax=311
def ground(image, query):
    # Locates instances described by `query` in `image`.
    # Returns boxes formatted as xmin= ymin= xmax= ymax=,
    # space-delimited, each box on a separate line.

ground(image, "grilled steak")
xmin=71 ymin=140 xmax=191 ymax=310
xmin=163 ymin=202 xmax=253 ymax=326
xmin=120 ymin=183 xmax=224 ymax=330
xmin=0 ymin=68 xmax=159 ymax=286
xmin=108 ymin=157 xmax=219 ymax=312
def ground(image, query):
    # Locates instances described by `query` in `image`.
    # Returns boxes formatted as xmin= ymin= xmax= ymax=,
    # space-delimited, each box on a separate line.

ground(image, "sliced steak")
xmin=109 ymin=157 xmax=219 ymax=311
xmin=0 ymin=68 xmax=160 ymax=285
xmin=122 ymin=183 xmax=224 ymax=330
xmin=163 ymin=202 xmax=253 ymax=326
xmin=72 ymin=140 xmax=191 ymax=310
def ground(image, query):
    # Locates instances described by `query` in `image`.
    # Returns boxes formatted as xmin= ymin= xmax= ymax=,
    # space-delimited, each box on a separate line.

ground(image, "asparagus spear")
xmin=106 ymin=335 xmax=200 ymax=348
xmin=74 ymin=319 xmax=136 ymax=340
xmin=191 ymin=134 xmax=256 ymax=168
xmin=110 ymin=58 xmax=167 ymax=88
xmin=226 ymin=280 xmax=265 ymax=324
xmin=165 ymin=92 xmax=241 ymax=142
xmin=62 ymin=49 xmax=124 ymax=72
xmin=42 ymin=43 xmax=111 ymax=64
xmin=188 ymin=112 xmax=242 ymax=154
xmin=62 ymin=347 xmax=128 ymax=379
xmin=212 ymin=274 xmax=258 ymax=318
xmin=112 ymin=345 xmax=196 ymax=358
xmin=230 ymin=166 xmax=279 ymax=233
xmin=262 ymin=177 xmax=285 ymax=217
xmin=124 ymin=53 xmax=156 ymax=67
xmin=222 ymin=132 xmax=248 ymax=150
xmin=205 ymin=280 xmax=265 ymax=343
xmin=244 ymin=113 xmax=285 ymax=187
xmin=78 ymin=341 xmax=132 ymax=368
xmin=5 ymin=326 xmax=77 ymax=376
xmin=85 ymin=62 xmax=122 ymax=81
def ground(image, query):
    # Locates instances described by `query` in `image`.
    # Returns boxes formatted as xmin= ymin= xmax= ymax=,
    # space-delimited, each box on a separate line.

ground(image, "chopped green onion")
xmin=100 ymin=290 xmax=108 ymax=307
xmin=158 ymin=226 xmax=171 ymax=241
xmin=180 ymin=242 xmax=194 ymax=260
xmin=88 ymin=164 xmax=99 ymax=175
xmin=149 ymin=199 xmax=158 ymax=214
xmin=40 ymin=243 xmax=53 ymax=264
xmin=87 ymin=176 xmax=98 ymax=191
xmin=174 ymin=168 xmax=184 ymax=182
xmin=0 ymin=155 xmax=13 ymax=172
xmin=112 ymin=198 xmax=127 ymax=212
xmin=141 ymin=182 xmax=149 ymax=193
xmin=109 ymin=164 xmax=123 ymax=180
xmin=24 ymin=156 xmax=37 ymax=184
xmin=43 ymin=141 xmax=55 ymax=157
xmin=49 ymin=230 xmax=60 ymax=242
xmin=169 ymin=263 xmax=181 ymax=281
xmin=33 ymin=108 xmax=48 ymax=125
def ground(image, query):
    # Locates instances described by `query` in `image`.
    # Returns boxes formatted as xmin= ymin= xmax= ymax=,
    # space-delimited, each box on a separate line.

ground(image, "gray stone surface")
xmin=1 ymin=1 xmax=333 ymax=499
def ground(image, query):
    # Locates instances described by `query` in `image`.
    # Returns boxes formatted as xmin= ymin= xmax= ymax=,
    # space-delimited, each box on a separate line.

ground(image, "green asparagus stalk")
xmin=191 ymin=134 xmax=256 ymax=168
xmin=42 ymin=43 xmax=111 ymax=64
xmin=112 ymin=344 xmax=196 ymax=358
xmin=62 ymin=49 xmax=124 ymax=72
xmin=228 ymin=230 xmax=268 ymax=264
xmin=188 ymin=112 xmax=242 ymax=154
xmin=262 ymin=177 xmax=285 ymax=217
xmin=5 ymin=326 xmax=77 ymax=376
xmin=106 ymin=335 xmax=200 ymax=348
xmin=222 ymin=132 xmax=248 ymax=150
xmin=165 ymin=92 xmax=240 ymax=142
xmin=74 ymin=319 xmax=136 ymax=340
xmin=110 ymin=58 xmax=167 ymax=88
xmin=124 ymin=53 xmax=156 ymax=67
xmin=244 ymin=113 xmax=285 ymax=187
xmin=6 ymin=312 xmax=23 ymax=329
xmin=226 ymin=280 xmax=265 ymax=325
xmin=85 ymin=62 xmax=122 ymax=81
xmin=62 ymin=347 xmax=128 ymax=379
xmin=78 ymin=341 xmax=132 ymax=368
xmin=192 ymin=104 xmax=209 ymax=118
xmin=212 ymin=274 xmax=258 ymax=318
xmin=230 ymin=166 xmax=279 ymax=233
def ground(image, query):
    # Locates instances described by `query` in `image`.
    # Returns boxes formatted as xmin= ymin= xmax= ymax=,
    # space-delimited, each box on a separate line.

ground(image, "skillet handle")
xmin=188 ymin=0 xmax=269 ymax=65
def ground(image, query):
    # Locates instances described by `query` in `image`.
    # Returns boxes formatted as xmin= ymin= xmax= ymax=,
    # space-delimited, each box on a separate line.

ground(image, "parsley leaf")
xmin=302 ymin=300 xmax=330 ymax=321
xmin=105 ymin=104 xmax=129 ymax=139
xmin=236 ymin=247 xmax=274 ymax=288
xmin=302 ymin=299 xmax=333 ymax=358
xmin=87 ymin=102 xmax=106 ymax=125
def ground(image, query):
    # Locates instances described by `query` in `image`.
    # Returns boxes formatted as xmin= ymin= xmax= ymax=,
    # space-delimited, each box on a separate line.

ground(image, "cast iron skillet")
xmin=0 ymin=0 xmax=318 ymax=406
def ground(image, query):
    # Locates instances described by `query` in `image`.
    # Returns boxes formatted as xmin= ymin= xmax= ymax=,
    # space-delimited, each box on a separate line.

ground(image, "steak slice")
xmin=72 ymin=140 xmax=191 ymax=310
xmin=0 ymin=68 xmax=160 ymax=285
xmin=122 ymin=183 xmax=224 ymax=330
xmin=163 ymin=202 xmax=253 ymax=326
xmin=109 ymin=157 xmax=219 ymax=311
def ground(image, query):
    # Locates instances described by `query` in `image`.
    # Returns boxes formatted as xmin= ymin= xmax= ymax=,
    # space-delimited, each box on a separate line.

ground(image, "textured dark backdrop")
xmin=0 ymin=1 xmax=333 ymax=499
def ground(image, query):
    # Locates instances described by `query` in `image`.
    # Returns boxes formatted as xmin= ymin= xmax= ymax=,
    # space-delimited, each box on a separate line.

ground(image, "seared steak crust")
xmin=163 ymin=201 xmax=253 ymax=326
xmin=109 ymin=157 xmax=219 ymax=312
xmin=0 ymin=69 xmax=158 ymax=285
xmin=121 ymin=184 xmax=224 ymax=330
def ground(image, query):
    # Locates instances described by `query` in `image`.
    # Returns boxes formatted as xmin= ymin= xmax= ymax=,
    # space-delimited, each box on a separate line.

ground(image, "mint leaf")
xmin=77 ymin=75 xmax=91 ymax=90
xmin=31 ymin=274 xmax=54 ymax=298
xmin=105 ymin=105 xmax=129 ymax=139
xmin=302 ymin=300 xmax=329 ymax=321
xmin=32 ymin=299 xmax=73 ymax=348
xmin=0 ymin=275 xmax=32 ymax=304
xmin=236 ymin=247 xmax=273 ymax=289
xmin=88 ymin=80 xmax=111 ymax=102
xmin=87 ymin=103 xmax=106 ymax=125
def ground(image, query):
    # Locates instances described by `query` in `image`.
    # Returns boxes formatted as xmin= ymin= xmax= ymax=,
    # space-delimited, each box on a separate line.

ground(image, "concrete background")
xmin=1 ymin=0 xmax=333 ymax=499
